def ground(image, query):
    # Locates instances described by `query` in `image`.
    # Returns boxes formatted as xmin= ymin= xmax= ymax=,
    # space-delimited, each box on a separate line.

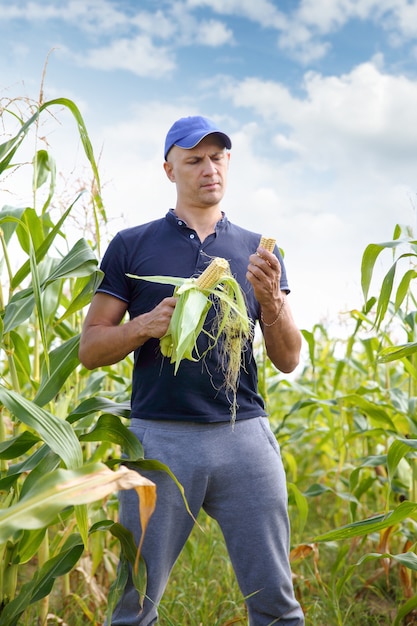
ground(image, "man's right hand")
xmin=79 ymin=293 xmax=177 ymax=369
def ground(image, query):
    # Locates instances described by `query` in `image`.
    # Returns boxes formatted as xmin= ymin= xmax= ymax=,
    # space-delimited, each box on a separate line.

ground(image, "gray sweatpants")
xmin=111 ymin=416 xmax=304 ymax=626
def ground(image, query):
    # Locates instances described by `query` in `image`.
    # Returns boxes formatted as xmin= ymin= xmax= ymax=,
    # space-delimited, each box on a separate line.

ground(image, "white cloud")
xmin=79 ymin=36 xmax=176 ymax=77
xmin=91 ymin=59 xmax=417 ymax=262
xmin=277 ymin=26 xmax=331 ymax=63
xmin=278 ymin=0 xmax=417 ymax=63
xmin=4 ymin=2 xmax=417 ymax=331
xmin=183 ymin=0 xmax=417 ymax=64
xmin=223 ymin=61 xmax=417 ymax=181
xmin=205 ymin=61 xmax=416 ymax=328
xmin=273 ymin=134 xmax=306 ymax=156
xmin=185 ymin=0 xmax=287 ymax=29
xmin=295 ymin=0 xmax=367 ymax=32
xmin=387 ymin=0 xmax=417 ymax=38
xmin=72 ymin=5 xmax=235 ymax=71
xmin=197 ymin=20 xmax=234 ymax=46
xmin=131 ymin=11 xmax=177 ymax=40
xmin=165 ymin=3 xmax=234 ymax=48
xmin=5 ymin=0 xmax=417 ymax=74
xmin=223 ymin=77 xmax=297 ymax=120
xmin=0 ymin=0 xmax=129 ymax=32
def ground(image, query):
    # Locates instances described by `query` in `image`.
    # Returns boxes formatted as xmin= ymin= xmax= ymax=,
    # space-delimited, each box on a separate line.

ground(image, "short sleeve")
xmin=96 ymin=234 xmax=130 ymax=302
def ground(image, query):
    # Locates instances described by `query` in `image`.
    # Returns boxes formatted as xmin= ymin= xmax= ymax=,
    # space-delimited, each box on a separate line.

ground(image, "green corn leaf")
xmin=90 ymin=519 xmax=139 ymax=565
xmin=393 ymin=594 xmax=417 ymax=626
xmin=44 ymin=238 xmax=99 ymax=283
xmin=32 ymin=535 xmax=85 ymax=602
xmin=303 ymin=483 xmax=332 ymax=497
xmin=0 ymin=431 xmax=40 ymax=460
xmin=28 ymin=229 xmax=49 ymax=371
xmin=79 ymin=413 xmax=144 ymax=459
xmin=41 ymin=98 xmax=101 ymax=198
xmin=0 ymin=386 xmax=83 ymax=469
xmin=34 ymin=335 xmax=81 ymax=407
xmin=126 ymin=273 xmax=185 ymax=288
xmin=387 ymin=438 xmax=417 ymax=484
xmin=11 ymin=191 xmax=86 ymax=289
xmin=35 ymin=149 xmax=57 ymax=214
xmin=15 ymin=528 xmax=48 ymax=565
xmin=3 ymin=289 xmax=36 ymax=336
xmin=0 ymin=108 xmax=39 ymax=174
xmin=127 ymin=458 xmax=195 ymax=525
xmin=75 ymin=504 xmax=89 ymax=550
xmin=0 ymin=536 xmax=85 ymax=626
xmin=301 ymin=329 xmax=315 ymax=367
xmin=361 ymin=239 xmax=407 ymax=301
xmin=357 ymin=551 xmax=417 ymax=572
xmin=374 ymin=260 xmax=396 ymax=329
xmin=9 ymin=330 xmax=31 ymax=383
xmin=338 ymin=394 xmax=395 ymax=429
xmin=168 ymin=289 xmax=210 ymax=371
xmin=314 ymin=500 xmax=417 ymax=542
xmin=15 ymin=208 xmax=44 ymax=254
xmin=0 ymin=206 xmax=25 ymax=246
xmin=67 ymin=396 xmax=131 ymax=423
xmin=4 ymin=240 xmax=99 ymax=333
xmin=372 ymin=252 xmax=416 ymax=329
xmin=56 ymin=271 xmax=104 ymax=323
xmin=19 ymin=449 xmax=62 ymax=499
xmin=1 ymin=98 xmax=102 ymax=205
xmin=33 ymin=149 xmax=52 ymax=190
xmin=288 ymin=482 xmax=308 ymax=536
xmin=106 ymin=554 xmax=130 ymax=624
xmin=0 ymin=446 xmax=58 ymax=494
xmin=378 ymin=342 xmax=417 ymax=363
xmin=395 ymin=269 xmax=417 ymax=312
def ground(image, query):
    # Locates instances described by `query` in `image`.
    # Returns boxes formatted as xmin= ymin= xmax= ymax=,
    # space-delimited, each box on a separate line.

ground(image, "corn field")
xmin=1 ymin=94 xmax=417 ymax=626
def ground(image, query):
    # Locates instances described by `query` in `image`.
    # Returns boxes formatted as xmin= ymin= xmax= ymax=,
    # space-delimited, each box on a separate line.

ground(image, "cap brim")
xmin=165 ymin=130 xmax=232 ymax=159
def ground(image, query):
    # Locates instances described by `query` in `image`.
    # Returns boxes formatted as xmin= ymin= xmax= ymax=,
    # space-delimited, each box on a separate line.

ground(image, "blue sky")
xmin=2 ymin=0 xmax=417 ymax=333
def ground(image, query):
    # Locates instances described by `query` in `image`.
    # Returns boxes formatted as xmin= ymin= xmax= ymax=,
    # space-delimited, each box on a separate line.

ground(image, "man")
xmin=79 ymin=115 xmax=304 ymax=625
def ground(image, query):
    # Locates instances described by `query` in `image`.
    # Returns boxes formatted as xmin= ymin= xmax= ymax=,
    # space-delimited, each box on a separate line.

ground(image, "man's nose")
xmin=202 ymin=156 xmax=217 ymax=174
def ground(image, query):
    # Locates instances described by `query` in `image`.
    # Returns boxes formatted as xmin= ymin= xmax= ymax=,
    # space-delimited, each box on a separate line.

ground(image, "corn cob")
xmin=196 ymin=257 xmax=230 ymax=289
xmin=259 ymin=236 xmax=276 ymax=252
xmin=127 ymin=255 xmax=251 ymax=425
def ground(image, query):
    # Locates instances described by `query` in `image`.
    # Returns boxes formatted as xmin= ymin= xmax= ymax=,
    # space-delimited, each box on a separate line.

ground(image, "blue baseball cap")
xmin=164 ymin=115 xmax=232 ymax=160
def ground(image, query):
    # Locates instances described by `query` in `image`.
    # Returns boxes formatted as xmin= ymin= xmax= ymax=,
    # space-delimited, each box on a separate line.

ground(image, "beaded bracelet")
xmin=261 ymin=297 xmax=286 ymax=327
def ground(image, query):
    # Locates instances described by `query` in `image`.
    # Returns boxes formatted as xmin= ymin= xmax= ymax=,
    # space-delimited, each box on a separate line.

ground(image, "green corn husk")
xmin=126 ymin=258 xmax=252 ymax=423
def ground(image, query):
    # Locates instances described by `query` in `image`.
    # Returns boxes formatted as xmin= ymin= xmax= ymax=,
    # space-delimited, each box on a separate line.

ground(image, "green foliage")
xmin=257 ymin=224 xmax=417 ymax=624
xmin=0 ymin=94 xmax=158 ymax=624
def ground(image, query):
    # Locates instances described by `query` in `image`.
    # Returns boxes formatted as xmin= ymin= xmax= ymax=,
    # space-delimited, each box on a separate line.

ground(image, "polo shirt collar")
xmin=166 ymin=209 xmax=228 ymax=232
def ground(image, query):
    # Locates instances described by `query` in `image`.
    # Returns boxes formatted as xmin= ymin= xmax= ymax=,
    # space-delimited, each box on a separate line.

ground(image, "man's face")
xmin=164 ymin=135 xmax=230 ymax=209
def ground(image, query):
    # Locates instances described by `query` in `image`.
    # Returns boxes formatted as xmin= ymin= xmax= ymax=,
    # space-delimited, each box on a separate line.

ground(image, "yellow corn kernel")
xmin=259 ymin=236 xmax=276 ymax=252
xmin=196 ymin=257 xmax=230 ymax=289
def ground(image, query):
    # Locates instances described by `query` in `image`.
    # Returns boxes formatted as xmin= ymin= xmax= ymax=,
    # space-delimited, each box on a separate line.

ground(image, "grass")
xmin=158 ymin=511 xmax=247 ymax=626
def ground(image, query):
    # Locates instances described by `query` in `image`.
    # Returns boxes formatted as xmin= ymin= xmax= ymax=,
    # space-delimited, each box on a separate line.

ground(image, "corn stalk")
xmin=0 ymin=93 xmax=164 ymax=623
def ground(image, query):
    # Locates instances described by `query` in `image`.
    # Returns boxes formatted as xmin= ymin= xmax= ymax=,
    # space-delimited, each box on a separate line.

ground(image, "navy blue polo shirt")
xmin=97 ymin=210 xmax=289 ymax=422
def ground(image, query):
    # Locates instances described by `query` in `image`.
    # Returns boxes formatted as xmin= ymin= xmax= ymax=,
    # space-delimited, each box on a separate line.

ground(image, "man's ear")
xmin=163 ymin=161 xmax=175 ymax=182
